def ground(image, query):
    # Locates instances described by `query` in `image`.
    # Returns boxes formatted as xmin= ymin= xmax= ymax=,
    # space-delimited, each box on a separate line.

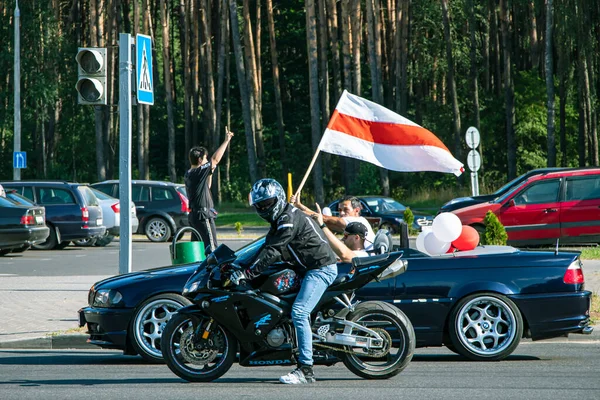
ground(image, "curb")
xmin=0 ymin=334 xmax=96 ymax=350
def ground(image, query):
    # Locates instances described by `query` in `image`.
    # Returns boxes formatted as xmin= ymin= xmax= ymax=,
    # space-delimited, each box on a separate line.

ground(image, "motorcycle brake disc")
xmin=179 ymin=327 xmax=224 ymax=366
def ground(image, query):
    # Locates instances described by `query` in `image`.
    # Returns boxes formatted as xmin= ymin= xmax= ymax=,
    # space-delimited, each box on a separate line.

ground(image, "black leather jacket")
xmin=249 ymin=204 xmax=337 ymax=274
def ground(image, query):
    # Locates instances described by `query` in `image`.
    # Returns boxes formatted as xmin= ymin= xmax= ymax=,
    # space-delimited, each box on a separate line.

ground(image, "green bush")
xmin=403 ymin=207 xmax=418 ymax=235
xmin=481 ymin=211 xmax=508 ymax=245
xmin=234 ymin=222 xmax=243 ymax=236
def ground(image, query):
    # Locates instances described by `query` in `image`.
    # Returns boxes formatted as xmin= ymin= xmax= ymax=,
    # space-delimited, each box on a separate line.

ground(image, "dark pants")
xmin=189 ymin=214 xmax=217 ymax=252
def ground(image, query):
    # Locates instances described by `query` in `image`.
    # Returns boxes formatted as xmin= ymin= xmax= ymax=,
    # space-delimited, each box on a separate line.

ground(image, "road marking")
xmin=0 ymin=274 xmax=16 ymax=276
xmin=75 ymin=255 xmax=87 ymax=258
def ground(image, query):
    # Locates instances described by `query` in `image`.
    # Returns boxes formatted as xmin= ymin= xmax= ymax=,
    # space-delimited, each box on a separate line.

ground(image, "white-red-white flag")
xmin=319 ymin=90 xmax=464 ymax=176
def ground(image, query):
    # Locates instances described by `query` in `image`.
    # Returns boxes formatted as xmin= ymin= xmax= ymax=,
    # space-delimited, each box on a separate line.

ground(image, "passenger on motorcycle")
xmin=229 ymin=179 xmax=338 ymax=384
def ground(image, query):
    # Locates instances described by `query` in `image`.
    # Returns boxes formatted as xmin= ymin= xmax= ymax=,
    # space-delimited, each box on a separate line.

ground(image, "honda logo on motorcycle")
xmin=248 ymin=359 xmax=292 ymax=365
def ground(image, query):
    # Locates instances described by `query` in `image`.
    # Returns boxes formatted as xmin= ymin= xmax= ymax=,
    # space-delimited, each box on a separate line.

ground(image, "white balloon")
xmin=416 ymin=231 xmax=429 ymax=254
xmin=424 ymin=231 xmax=451 ymax=255
xmin=432 ymin=212 xmax=462 ymax=242
xmin=322 ymin=207 xmax=333 ymax=217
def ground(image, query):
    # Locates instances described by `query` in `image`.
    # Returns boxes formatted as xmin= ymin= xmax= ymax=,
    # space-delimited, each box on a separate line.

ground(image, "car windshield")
xmin=0 ymin=196 xmax=18 ymax=206
xmin=6 ymin=192 xmax=35 ymax=206
xmin=492 ymin=174 xmax=530 ymax=196
xmin=90 ymin=187 xmax=115 ymax=201
xmin=365 ymin=198 xmax=406 ymax=213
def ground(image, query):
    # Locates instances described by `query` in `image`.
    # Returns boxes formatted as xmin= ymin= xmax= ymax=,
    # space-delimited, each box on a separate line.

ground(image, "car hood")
xmin=441 ymin=194 xmax=497 ymax=210
xmin=93 ymin=263 xmax=200 ymax=290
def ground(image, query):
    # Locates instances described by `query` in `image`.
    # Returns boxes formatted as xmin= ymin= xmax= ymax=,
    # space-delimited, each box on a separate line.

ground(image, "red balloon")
xmin=446 ymin=245 xmax=456 ymax=254
xmin=451 ymin=225 xmax=479 ymax=251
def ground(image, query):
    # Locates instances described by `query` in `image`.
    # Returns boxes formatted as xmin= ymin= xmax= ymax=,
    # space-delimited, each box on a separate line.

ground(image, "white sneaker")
xmin=279 ymin=366 xmax=315 ymax=384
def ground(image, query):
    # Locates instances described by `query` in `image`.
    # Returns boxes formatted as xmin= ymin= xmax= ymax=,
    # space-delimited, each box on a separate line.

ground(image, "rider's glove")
xmin=230 ymin=267 xmax=258 ymax=285
xmin=229 ymin=269 xmax=247 ymax=285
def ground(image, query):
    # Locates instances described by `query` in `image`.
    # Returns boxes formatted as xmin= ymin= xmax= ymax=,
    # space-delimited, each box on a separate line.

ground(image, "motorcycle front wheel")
xmin=342 ymin=301 xmax=415 ymax=379
xmin=162 ymin=313 xmax=236 ymax=382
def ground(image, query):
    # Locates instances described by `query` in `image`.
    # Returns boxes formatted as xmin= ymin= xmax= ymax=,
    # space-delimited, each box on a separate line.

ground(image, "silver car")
xmin=74 ymin=187 xmax=139 ymax=247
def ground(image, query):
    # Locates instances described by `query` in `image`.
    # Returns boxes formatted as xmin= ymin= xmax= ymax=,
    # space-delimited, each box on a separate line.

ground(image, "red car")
xmin=453 ymin=168 xmax=600 ymax=246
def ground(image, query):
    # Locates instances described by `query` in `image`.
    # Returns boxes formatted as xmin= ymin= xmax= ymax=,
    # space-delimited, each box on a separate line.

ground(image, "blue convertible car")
xmin=79 ymin=238 xmax=593 ymax=363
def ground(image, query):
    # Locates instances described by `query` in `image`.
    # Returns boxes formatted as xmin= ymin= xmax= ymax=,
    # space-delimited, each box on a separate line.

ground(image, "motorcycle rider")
xmin=230 ymin=178 xmax=338 ymax=384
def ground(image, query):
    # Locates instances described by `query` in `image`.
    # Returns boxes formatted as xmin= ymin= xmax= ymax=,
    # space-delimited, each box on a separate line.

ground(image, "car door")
xmin=496 ymin=179 xmax=562 ymax=243
xmin=560 ymin=174 xmax=600 ymax=241
xmin=132 ymin=184 xmax=151 ymax=225
xmin=36 ymin=186 xmax=81 ymax=237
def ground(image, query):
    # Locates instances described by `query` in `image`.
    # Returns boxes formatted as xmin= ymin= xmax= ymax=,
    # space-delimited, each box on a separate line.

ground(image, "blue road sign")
xmin=13 ymin=151 xmax=26 ymax=169
xmin=136 ymin=34 xmax=154 ymax=105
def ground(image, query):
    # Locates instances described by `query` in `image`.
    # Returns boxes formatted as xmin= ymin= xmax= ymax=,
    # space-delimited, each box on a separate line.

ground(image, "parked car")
xmin=1 ymin=181 xmax=106 ymax=250
xmin=0 ymin=195 xmax=49 ymax=255
xmin=327 ymin=196 xmax=433 ymax=233
xmin=91 ymin=180 xmax=189 ymax=242
xmin=74 ymin=188 xmax=140 ymax=247
xmin=79 ymin=237 xmax=592 ymax=363
xmin=452 ymin=168 xmax=600 ymax=246
xmin=439 ymin=167 xmax=566 ymax=213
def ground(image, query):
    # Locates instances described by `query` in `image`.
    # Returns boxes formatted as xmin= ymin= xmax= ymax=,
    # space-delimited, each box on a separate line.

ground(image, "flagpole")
xmin=293 ymin=139 xmax=323 ymax=198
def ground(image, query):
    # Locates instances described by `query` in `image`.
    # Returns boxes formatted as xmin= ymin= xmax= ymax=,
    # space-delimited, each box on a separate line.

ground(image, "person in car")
xmin=312 ymin=205 xmax=369 ymax=262
xmin=0 ymin=184 xmax=5 ymax=197
xmin=184 ymin=128 xmax=234 ymax=250
xmin=230 ymin=178 xmax=338 ymax=385
xmin=291 ymin=194 xmax=375 ymax=249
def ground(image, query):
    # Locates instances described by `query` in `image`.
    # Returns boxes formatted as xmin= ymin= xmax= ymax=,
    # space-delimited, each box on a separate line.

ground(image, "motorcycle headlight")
xmin=183 ymin=280 xmax=200 ymax=295
xmin=92 ymin=289 xmax=124 ymax=307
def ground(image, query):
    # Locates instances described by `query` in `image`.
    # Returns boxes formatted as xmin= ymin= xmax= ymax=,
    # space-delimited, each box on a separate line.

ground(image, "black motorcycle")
xmin=162 ymin=243 xmax=415 ymax=382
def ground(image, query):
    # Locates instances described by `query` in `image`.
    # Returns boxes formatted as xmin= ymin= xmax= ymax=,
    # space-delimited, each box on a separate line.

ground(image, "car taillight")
xmin=563 ymin=259 xmax=585 ymax=284
xmin=20 ymin=215 xmax=34 ymax=225
xmin=177 ymin=191 xmax=190 ymax=213
xmin=82 ymin=206 xmax=89 ymax=228
xmin=111 ymin=202 xmax=120 ymax=213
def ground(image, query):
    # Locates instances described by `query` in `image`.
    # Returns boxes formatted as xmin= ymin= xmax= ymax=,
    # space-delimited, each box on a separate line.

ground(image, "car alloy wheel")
xmin=130 ymin=293 xmax=191 ymax=363
xmin=145 ymin=217 xmax=172 ymax=242
xmin=73 ymin=237 xmax=97 ymax=247
xmin=449 ymin=292 xmax=523 ymax=361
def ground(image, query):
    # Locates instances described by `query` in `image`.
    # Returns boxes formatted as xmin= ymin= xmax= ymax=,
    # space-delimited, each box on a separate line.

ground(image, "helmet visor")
xmin=254 ymin=197 xmax=277 ymax=212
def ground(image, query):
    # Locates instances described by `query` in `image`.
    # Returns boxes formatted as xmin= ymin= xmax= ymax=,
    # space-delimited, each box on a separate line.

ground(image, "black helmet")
xmin=249 ymin=179 xmax=287 ymax=223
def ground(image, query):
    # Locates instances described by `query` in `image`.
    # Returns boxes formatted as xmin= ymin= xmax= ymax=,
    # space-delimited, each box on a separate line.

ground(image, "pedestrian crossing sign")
xmin=136 ymin=34 xmax=154 ymax=105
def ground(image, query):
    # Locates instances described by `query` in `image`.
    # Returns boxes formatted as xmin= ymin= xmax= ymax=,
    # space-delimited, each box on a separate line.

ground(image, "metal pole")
xmin=119 ymin=33 xmax=133 ymax=274
xmin=13 ymin=0 xmax=21 ymax=181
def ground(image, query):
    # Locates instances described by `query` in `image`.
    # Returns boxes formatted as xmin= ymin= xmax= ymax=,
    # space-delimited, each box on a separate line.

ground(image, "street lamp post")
xmin=13 ymin=0 xmax=21 ymax=181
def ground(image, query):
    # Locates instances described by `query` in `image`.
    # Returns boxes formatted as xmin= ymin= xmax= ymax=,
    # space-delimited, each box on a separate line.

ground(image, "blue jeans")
xmin=291 ymin=264 xmax=338 ymax=366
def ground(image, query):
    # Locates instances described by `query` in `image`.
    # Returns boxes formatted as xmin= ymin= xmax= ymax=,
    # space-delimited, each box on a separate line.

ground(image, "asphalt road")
xmin=1 ymin=342 xmax=599 ymax=400
xmin=0 ymin=237 xmax=254 ymax=277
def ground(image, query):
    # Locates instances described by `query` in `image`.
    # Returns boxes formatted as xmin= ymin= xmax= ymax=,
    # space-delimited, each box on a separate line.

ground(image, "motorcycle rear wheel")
xmin=342 ymin=301 xmax=415 ymax=379
xmin=162 ymin=313 xmax=236 ymax=382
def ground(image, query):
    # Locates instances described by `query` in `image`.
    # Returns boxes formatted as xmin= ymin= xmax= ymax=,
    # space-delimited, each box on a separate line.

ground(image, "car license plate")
xmin=96 ymin=218 xmax=103 ymax=226
xmin=35 ymin=216 xmax=44 ymax=224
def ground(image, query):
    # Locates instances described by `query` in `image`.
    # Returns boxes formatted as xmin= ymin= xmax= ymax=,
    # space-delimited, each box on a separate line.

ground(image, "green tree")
xmin=481 ymin=211 xmax=508 ymax=245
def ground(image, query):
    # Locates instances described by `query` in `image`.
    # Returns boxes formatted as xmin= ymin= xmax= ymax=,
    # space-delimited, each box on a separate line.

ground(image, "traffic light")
xmin=75 ymin=47 xmax=107 ymax=105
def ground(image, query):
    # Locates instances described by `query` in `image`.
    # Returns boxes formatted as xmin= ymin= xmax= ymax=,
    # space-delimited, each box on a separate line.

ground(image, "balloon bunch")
xmin=416 ymin=212 xmax=479 ymax=255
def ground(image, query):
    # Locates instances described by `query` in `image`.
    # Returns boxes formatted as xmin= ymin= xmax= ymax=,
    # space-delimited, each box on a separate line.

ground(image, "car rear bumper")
xmin=79 ymin=306 xmax=134 ymax=350
xmin=0 ymin=226 xmax=50 ymax=248
xmin=510 ymin=290 xmax=593 ymax=340
xmin=61 ymin=226 xmax=106 ymax=241
xmin=107 ymin=220 xmax=139 ymax=236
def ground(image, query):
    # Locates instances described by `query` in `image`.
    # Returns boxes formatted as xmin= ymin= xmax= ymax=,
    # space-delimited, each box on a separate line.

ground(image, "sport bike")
xmin=162 ymin=243 xmax=415 ymax=382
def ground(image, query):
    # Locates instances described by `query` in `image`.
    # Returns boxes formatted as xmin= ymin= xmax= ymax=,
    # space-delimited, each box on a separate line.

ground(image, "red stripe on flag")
xmin=327 ymin=110 xmax=450 ymax=152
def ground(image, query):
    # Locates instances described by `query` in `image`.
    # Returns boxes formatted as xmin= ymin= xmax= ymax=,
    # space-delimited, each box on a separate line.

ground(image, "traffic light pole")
xmin=118 ymin=33 xmax=133 ymax=275
xmin=13 ymin=1 xmax=21 ymax=180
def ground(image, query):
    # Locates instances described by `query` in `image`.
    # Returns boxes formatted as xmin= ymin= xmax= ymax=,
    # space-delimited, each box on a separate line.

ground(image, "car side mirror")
xmin=508 ymin=199 xmax=516 ymax=207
